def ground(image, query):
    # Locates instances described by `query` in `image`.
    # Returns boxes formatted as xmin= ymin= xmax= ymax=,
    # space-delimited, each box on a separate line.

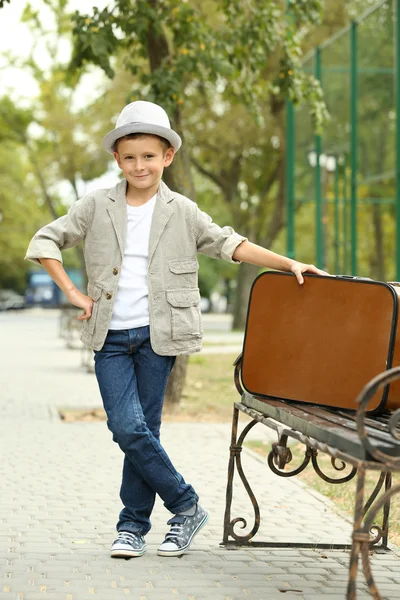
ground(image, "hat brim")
xmin=103 ymin=123 xmax=182 ymax=154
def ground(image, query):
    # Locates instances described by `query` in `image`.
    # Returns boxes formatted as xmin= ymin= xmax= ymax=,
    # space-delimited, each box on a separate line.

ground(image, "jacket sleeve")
xmin=194 ymin=205 xmax=247 ymax=263
xmin=25 ymin=194 xmax=94 ymax=265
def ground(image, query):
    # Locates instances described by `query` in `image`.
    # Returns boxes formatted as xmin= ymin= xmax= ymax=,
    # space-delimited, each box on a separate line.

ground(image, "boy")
xmin=25 ymin=100 xmax=327 ymax=558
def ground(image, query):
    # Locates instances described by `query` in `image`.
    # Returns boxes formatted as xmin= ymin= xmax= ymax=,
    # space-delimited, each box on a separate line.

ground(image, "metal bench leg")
xmin=222 ymin=404 xmax=239 ymax=545
xmin=348 ymin=469 xmax=396 ymax=600
xmin=222 ymin=403 xmax=259 ymax=546
xmin=359 ymin=479 xmax=400 ymax=600
xmin=381 ymin=472 xmax=392 ymax=550
xmin=347 ymin=465 xmax=366 ymax=600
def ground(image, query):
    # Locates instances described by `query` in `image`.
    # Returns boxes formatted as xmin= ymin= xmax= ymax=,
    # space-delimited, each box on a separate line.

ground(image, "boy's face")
xmin=113 ymin=135 xmax=174 ymax=195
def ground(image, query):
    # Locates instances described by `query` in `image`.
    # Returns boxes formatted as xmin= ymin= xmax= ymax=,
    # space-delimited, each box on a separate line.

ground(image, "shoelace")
xmin=165 ymin=520 xmax=185 ymax=544
xmin=117 ymin=531 xmax=141 ymax=545
xmin=165 ymin=525 xmax=183 ymax=544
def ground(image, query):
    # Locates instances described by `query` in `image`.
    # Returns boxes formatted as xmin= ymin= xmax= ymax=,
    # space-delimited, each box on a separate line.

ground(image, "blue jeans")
xmin=94 ymin=326 xmax=198 ymax=535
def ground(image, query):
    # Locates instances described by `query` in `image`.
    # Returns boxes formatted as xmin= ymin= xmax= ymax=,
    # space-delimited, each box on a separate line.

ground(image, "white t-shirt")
xmin=109 ymin=194 xmax=157 ymax=330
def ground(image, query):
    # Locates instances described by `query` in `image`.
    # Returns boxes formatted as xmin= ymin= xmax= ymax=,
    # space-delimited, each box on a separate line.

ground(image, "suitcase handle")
xmin=335 ymin=274 xmax=373 ymax=281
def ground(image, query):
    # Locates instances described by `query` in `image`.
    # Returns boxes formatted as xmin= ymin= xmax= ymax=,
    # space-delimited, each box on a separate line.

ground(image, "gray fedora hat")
xmin=103 ymin=100 xmax=182 ymax=154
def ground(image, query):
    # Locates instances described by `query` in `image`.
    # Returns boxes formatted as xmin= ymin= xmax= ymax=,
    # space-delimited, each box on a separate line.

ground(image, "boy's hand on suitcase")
xmin=290 ymin=261 xmax=330 ymax=285
xmin=66 ymin=288 xmax=94 ymax=320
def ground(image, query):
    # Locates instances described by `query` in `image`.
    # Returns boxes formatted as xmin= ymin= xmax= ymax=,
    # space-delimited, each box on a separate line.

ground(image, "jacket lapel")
xmin=106 ymin=179 xmax=175 ymax=262
xmin=106 ymin=180 xmax=127 ymax=258
xmin=148 ymin=181 xmax=175 ymax=266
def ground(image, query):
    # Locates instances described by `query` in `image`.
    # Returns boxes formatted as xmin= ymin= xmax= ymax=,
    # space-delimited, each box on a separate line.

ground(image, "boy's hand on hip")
xmin=290 ymin=261 xmax=330 ymax=285
xmin=66 ymin=288 xmax=94 ymax=320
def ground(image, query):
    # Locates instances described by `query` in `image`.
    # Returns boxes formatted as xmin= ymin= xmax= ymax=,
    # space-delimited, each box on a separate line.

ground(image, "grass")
xmin=245 ymin=439 xmax=400 ymax=547
xmin=163 ymin=353 xmax=239 ymax=422
xmin=59 ymin=352 xmax=239 ymax=423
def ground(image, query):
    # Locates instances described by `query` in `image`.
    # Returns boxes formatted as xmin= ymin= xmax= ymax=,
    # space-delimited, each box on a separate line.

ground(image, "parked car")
xmin=0 ymin=289 xmax=26 ymax=311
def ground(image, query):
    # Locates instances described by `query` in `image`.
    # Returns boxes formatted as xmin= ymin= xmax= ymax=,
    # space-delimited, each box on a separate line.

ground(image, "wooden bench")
xmin=223 ymin=355 xmax=400 ymax=600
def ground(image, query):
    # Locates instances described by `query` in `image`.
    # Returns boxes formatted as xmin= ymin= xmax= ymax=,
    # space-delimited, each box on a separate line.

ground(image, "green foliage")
xmin=0 ymin=137 xmax=43 ymax=292
xmin=71 ymin=0 xmax=328 ymax=131
xmin=197 ymin=254 xmax=220 ymax=298
xmin=0 ymin=1 xmax=134 ymax=203
xmin=0 ymin=0 xmax=136 ymax=290
xmin=288 ymin=0 xmax=322 ymax=25
xmin=0 ymin=0 xmax=11 ymax=8
xmin=68 ymin=0 xmax=333 ymax=292
xmin=0 ymin=98 xmax=33 ymax=144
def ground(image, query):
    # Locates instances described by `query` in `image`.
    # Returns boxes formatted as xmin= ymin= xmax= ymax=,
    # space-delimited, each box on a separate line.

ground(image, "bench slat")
xmin=242 ymin=394 xmax=400 ymax=461
xmin=301 ymin=405 xmax=399 ymax=448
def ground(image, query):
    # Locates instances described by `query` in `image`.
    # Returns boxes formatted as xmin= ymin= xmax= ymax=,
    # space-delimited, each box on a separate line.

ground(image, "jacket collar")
xmin=106 ymin=178 xmax=176 ymax=204
xmin=106 ymin=179 xmax=176 ymax=261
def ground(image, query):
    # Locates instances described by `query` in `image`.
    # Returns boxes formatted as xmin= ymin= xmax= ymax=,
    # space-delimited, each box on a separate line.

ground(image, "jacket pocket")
xmin=87 ymin=281 xmax=103 ymax=335
xmin=166 ymin=288 xmax=202 ymax=341
xmin=168 ymin=259 xmax=199 ymax=274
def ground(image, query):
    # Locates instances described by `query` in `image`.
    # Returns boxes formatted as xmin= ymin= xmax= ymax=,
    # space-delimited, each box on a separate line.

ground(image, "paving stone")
xmin=303 ymin=574 xmax=330 ymax=582
xmin=218 ymin=554 xmax=256 ymax=562
xmin=2 ymin=310 xmax=400 ymax=600
xmin=303 ymin=596 xmax=345 ymax=600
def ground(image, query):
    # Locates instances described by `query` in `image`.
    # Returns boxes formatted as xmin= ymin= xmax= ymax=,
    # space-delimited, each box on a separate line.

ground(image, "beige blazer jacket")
xmin=25 ymin=179 xmax=246 ymax=355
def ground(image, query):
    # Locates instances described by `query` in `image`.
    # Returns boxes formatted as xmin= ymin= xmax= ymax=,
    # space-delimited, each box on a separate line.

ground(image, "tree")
xmin=69 ymin=0 xmax=327 ymax=401
xmin=0 ymin=1 xmax=136 ymax=289
xmin=0 ymin=129 xmax=44 ymax=292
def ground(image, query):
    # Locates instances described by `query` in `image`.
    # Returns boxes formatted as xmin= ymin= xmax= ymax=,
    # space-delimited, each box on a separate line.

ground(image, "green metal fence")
xmin=286 ymin=0 xmax=400 ymax=281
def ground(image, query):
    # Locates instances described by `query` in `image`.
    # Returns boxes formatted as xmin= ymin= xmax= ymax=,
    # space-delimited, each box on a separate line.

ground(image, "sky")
xmin=0 ymin=0 xmax=118 ymax=197
xmin=0 ymin=0 xmax=108 ymax=101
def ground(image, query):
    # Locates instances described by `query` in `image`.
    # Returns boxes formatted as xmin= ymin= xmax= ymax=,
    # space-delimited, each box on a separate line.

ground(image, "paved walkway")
xmin=1 ymin=309 xmax=399 ymax=600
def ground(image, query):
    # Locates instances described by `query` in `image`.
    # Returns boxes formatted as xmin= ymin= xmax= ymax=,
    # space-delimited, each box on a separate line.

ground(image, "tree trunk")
xmin=162 ymin=129 xmax=194 ymax=405
xmin=164 ymin=354 xmax=189 ymax=405
xmin=146 ymin=7 xmax=194 ymax=406
xmin=232 ymin=262 xmax=260 ymax=330
xmin=161 ymin=111 xmax=195 ymax=405
xmin=163 ymin=109 xmax=195 ymax=200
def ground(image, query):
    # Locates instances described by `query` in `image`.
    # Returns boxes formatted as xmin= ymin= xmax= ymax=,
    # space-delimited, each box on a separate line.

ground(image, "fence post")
xmin=286 ymin=99 xmax=295 ymax=260
xmin=285 ymin=0 xmax=295 ymax=261
xmin=343 ymin=153 xmax=349 ymax=273
xmin=315 ymin=46 xmax=324 ymax=269
xmin=350 ymin=20 xmax=358 ymax=275
xmin=396 ymin=0 xmax=400 ymax=279
xmin=334 ymin=156 xmax=340 ymax=274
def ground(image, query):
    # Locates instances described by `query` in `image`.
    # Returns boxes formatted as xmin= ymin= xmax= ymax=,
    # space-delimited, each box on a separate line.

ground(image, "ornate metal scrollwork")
xmin=356 ymin=482 xmax=400 ymax=600
xmin=362 ymin=471 xmax=386 ymax=518
xmin=389 ymin=408 xmax=400 ymax=441
xmin=266 ymin=437 xmax=357 ymax=484
xmin=311 ymin=450 xmax=357 ymax=484
xmin=347 ymin=468 xmax=393 ymax=599
xmin=224 ymin=415 xmax=261 ymax=543
xmin=267 ymin=438 xmax=312 ymax=477
xmin=356 ymin=366 xmax=400 ymax=467
xmin=233 ymin=353 xmax=244 ymax=395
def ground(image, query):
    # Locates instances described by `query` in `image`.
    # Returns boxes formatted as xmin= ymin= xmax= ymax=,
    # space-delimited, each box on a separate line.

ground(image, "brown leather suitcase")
xmin=241 ymin=272 xmax=399 ymax=414
xmin=386 ymin=282 xmax=400 ymax=411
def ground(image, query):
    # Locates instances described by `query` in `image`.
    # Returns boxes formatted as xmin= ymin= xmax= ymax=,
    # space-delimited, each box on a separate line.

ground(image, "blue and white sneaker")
xmin=157 ymin=504 xmax=209 ymax=557
xmin=111 ymin=531 xmax=147 ymax=558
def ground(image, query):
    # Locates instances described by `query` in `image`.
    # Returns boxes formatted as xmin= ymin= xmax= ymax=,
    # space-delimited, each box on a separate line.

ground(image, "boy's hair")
xmin=114 ymin=133 xmax=172 ymax=154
